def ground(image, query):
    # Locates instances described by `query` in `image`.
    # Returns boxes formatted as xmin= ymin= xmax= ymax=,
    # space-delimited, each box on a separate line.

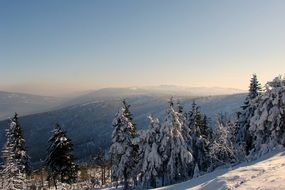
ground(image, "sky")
xmin=1 ymin=0 xmax=285 ymax=96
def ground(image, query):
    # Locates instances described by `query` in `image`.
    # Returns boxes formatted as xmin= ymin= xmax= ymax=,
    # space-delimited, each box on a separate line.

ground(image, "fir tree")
xmin=209 ymin=115 xmax=238 ymax=167
xmin=237 ymin=74 xmax=262 ymax=156
xmin=249 ymin=74 xmax=262 ymax=99
xmin=109 ymin=99 xmax=139 ymax=190
xmin=159 ymin=98 xmax=193 ymax=185
xmin=188 ymin=102 xmax=212 ymax=174
xmin=9 ymin=113 xmax=30 ymax=175
xmin=46 ymin=124 xmax=78 ymax=189
xmin=141 ymin=116 xmax=162 ymax=188
xmin=249 ymin=76 xmax=285 ymax=158
xmin=1 ymin=115 xmax=28 ymax=190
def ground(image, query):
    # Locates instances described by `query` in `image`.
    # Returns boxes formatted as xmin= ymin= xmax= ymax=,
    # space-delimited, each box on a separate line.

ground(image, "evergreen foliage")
xmin=249 ymin=76 xmax=285 ymax=157
xmin=46 ymin=124 xmax=78 ymax=188
xmin=1 ymin=114 xmax=29 ymax=190
xmin=188 ymin=102 xmax=212 ymax=174
xmin=237 ymin=74 xmax=262 ymax=156
xmin=140 ymin=116 xmax=162 ymax=188
xmin=209 ymin=115 xmax=238 ymax=167
xmin=159 ymin=98 xmax=193 ymax=185
xmin=109 ymin=99 xmax=139 ymax=190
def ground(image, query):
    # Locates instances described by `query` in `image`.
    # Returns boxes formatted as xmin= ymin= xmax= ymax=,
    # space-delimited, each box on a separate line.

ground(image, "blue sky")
xmin=1 ymin=0 xmax=285 ymax=95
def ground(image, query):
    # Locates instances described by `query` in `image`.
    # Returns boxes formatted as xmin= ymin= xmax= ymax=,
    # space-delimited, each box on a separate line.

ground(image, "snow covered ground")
xmin=155 ymin=149 xmax=285 ymax=190
xmin=98 ymin=149 xmax=285 ymax=190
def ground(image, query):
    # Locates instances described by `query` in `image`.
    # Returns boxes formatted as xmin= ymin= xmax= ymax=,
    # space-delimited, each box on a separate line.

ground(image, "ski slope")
xmin=155 ymin=149 xmax=285 ymax=190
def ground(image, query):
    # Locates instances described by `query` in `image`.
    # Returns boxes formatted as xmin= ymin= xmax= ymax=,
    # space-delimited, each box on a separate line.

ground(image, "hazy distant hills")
xmin=0 ymin=87 xmax=246 ymax=166
xmin=0 ymin=86 xmax=245 ymax=119
xmin=58 ymin=86 xmax=245 ymax=107
xmin=0 ymin=91 xmax=64 ymax=120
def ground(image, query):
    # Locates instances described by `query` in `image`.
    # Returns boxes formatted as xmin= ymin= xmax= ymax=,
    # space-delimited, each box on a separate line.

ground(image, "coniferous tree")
xmin=1 ymin=114 xmax=28 ymax=190
xmin=8 ymin=114 xmax=30 ymax=175
xmin=159 ymin=98 xmax=193 ymax=185
xmin=209 ymin=115 xmax=238 ymax=167
xmin=249 ymin=76 xmax=285 ymax=158
xmin=237 ymin=74 xmax=262 ymax=156
xmin=109 ymin=100 xmax=139 ymax=190
xmin=188 ymin=102 xmax=212 ymax=175
xmin=46 ymin=124 xmax=78 ymax=189
xmin=141 ymin=116 xmax=162 ymax=188
xmin=177 ymin=100 xmax=192 ymax=146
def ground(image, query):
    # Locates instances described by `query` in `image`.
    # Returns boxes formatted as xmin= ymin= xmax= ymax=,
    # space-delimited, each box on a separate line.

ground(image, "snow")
xmin=152 ymin=149 xmax=285 ymax=190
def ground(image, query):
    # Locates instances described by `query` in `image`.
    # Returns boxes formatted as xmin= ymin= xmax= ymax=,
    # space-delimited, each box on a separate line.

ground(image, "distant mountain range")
xmin=0 ymin=91 xmax=64 ymax=120
xmin=0 ymin=87 xmax=246 ymax=167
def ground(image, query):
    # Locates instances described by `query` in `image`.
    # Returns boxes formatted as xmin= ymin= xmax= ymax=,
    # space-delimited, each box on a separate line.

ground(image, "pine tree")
xmin=249 ymin=74 xmax=262 ymax=99
xmin=249 ymin=76 xmax=285 ymax=158
xmin=141 ymin=116 xmax=162 ymax=188
xmin=46 ymin=124 xmax=78 ymax=189
xmin=109 ymin=99 xmax=139 ymax=190
xmin=209 ymin=115 xmax=238 ymax=167
xmin=237 ymin=74 xmax=262 ymax=156
xmin=177 ymin=100 xmax=192 ymax=145
xmin=159 ymin=98 xmax=193 ymax=185
xmin=1 ymin=115 xmax=27 ymax=190
xmin=188 ymin=102 xmax=212 ymax=175
xmin=8 ymin=113 xmax=30 ymax=175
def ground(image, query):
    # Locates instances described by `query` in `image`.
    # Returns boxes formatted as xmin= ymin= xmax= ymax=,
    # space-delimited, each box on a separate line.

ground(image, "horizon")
xmin=1 ymin=1 xmax=285 ymax=96
xmin=0 ymin=83 xmax=248 ymax=97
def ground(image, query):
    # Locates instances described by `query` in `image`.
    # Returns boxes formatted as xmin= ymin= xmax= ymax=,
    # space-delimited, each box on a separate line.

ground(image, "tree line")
xmin=1 ymin=74 xmax=285 ymax=190
xmin=0 ymin=114 xmax=77 ymax=190
xmin=110 ymin=74 xmax=285 ymax=189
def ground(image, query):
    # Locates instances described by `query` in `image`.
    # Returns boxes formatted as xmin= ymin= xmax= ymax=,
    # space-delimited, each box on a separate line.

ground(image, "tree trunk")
xmin=101 ymin=166 xmax=104 ymax=186
xmin=150 ymin=175 xmax=156 ymax=188
xmin=53 ymin=176 xmax=57 ymax=190
xmin=123 ymin=171 xmax=129 ymax=190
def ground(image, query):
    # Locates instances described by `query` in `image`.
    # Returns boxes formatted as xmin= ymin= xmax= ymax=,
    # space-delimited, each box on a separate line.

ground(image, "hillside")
xmin=0 ymin=91 xmax=63 ymax=120
xmin=153 ymin=149 xmax=285 ymax=190
xmin=0 ymin=92 xmax=245 ymax=166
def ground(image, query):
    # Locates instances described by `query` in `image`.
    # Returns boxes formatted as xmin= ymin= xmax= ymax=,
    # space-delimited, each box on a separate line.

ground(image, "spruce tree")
xmin=209 ymin=115 xmax=238 ymax=167
xmin=46 ymin=124 xmax=78 ymax=188
xmin=1 ymin=115 xmax=28 ymax=190
xmin=109 ymin=99 xmax=139 ymax=190
xmin=8 ymin=113 xmax=30 ymax=175
xmin=237 ymin=74 xmax=262 ymax=156
xmin=249 ymin=76 xmax=285 ymax=158
xmin=159 ymin=98 xmax=193 ymax=185
xmin=188 ymin=102 xmax=212 ymax=174
xmin=141 ymin=116 xmax=162 ymax=188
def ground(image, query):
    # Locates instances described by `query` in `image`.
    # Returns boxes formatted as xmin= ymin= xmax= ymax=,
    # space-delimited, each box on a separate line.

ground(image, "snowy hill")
xmin=154 ymin=149 xmax=285 ymax=190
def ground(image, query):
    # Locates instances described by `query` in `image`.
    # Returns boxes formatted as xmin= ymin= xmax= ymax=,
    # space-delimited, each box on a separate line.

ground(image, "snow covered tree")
xmin=159 ymin=98 xmax=193 ymax=185
xmin=46 ymin=124 xmax=78 ymax=189
xmin=176 ymin=100 xmax=192 ymax=145
xmin=140 ymin=116 xmax=162 ymax=188
xmin=6 ymin=114 xmax=30 ymax=175
xmin=209 ymin=115 xmax=238 ymax=167
xmin=109 ymin=99 xmax=139 ymax=190
xmin=237 ymin=74 xmax=262 ymax=156
xmin=249 ymin=76 xmax=285 ymax=158
xmin=1 ymin=114 xmax=28 ymax=190
xmin=187 ymin=102 xmax=212 ymax=174
xmin=249 ymin=74 xmax=262 ymax=99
